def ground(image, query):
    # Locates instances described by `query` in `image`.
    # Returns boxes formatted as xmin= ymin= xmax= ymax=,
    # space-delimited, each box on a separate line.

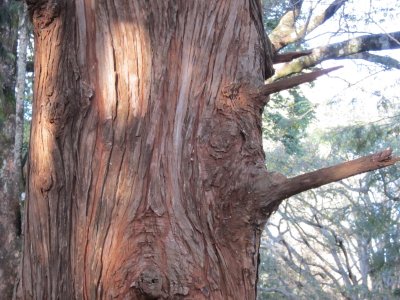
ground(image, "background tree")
xmin=0 ymin=1 xmax=27 ymax=298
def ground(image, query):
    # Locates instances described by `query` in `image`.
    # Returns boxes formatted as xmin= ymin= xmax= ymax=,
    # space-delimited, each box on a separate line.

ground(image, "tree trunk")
xmin=14 ymin=2 xmax=29 ymax=202
xmin=20 ymin=1 xmax=274 ymax=299
xmin=18 ymin=1 xmax=399 ymax=299
xmin=0 ymin=115 xmax=21 ymax=300
xmin=0 ymin=1 xmax=21 ymax=298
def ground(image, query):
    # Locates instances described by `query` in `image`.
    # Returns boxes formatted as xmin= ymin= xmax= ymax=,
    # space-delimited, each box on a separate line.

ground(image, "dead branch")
xmin=273 ymin=50 xmax=312 ymax=63
xmin=257 ymin=66 xmax=342 ymax=96
xmin=254 ymin=148 xmax=399 ymax=209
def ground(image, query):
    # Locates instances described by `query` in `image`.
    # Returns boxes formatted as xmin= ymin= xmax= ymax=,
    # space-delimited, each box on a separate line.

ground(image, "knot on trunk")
xmin=130 ymin=266 xmax=167 ymax=299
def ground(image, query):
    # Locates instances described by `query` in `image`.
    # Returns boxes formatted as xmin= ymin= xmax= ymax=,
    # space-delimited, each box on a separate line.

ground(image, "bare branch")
xmin=258 ymin=287 xmax=296 ymax=299
xmin=273 ymin=50 xmax=312 ymax=63
xmin=253 ymin=149 xmax=399 ymax=210
xmin=343 ymin=52 xmax=400 ymax=70
xmin=270 ymin=31 xmax=400 ymax=81
xmin=257 ymin=66 xmax=342 ymax=96
xmin=269 ymin=0 xmax=348 ymax=51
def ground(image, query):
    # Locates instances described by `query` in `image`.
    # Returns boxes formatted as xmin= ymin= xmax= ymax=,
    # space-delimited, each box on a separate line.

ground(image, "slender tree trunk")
xmin=14 ymin=2 xmax=29 ymax=202
xmin=0 ymin=1 xmax=22 ymax=298
xmin=0 ymin=115 xmax=22 ymax=300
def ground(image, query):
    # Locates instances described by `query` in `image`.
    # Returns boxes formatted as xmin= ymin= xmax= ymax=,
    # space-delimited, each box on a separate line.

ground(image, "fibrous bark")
xmin=18 ymin=1 xmax=398 ymax=299
xmin=20 ymin=1 xmax=274 ymax=299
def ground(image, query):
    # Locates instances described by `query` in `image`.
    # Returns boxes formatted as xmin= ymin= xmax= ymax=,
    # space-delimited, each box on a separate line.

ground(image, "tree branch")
xmin=257 ymin=66 xmax=342 ymax=96
xmin=258 ymin=287 xmax=296 ymax=299
xmin=343 ymin=52 xmax=400 ymax=70
xmin=273 ymin=50 xmax=312 ymax=63
xmin=254 ymin=148 xmax=399 ymax=208
xmin=269 ymin=0 xmax=348 ymax=51
xmin=270 ymin=31 xmax=400 ymax=81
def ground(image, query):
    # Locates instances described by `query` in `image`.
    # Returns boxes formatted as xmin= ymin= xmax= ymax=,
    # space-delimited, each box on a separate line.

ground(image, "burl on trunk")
xmin=18 ymin=1 xmax=397 ymax=299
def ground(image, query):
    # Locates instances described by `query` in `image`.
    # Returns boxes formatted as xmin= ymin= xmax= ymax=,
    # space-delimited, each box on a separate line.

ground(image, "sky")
xmin=281 ymin=0 xmax=400 ymax=131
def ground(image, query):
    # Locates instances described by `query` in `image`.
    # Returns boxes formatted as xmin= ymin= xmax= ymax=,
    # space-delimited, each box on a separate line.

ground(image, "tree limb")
xmin=270 ymin=31 xmax=400 ymax=81
xmin=343 ymin=52 xmax=400 ymax=70
xmin=269 ymin=0 xmax=348 ymax=51
xmin=257 ymin=66 xmax=342 ymax=96
xmin=258 ymin=287 xmax=296 ymax=299
xmin=273 ymin=50 xmax=312 ymax=63
xmin=254 ymin=148 xmax=399 ymax=208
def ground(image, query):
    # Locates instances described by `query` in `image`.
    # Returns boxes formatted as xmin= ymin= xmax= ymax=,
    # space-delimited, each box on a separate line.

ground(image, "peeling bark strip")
xmin=19 ymin=1 xmax=398 ymax=299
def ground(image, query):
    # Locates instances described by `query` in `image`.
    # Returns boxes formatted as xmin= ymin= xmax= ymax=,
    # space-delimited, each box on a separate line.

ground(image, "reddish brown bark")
xmin=20 ymin=1 xmax=274 ymax=299
xmin=18 ymin=1 xmax=398 ymax=299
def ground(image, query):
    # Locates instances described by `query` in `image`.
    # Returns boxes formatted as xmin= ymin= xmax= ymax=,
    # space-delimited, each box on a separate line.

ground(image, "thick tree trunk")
xmin=20 ymin=1 xmax=273 ymax=299
xmin=18 ymin=1 xmax=399 ymax=299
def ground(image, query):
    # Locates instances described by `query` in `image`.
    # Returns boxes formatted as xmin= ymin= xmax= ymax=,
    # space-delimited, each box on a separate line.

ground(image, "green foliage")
xmin=263 ymin=87 xmax=315 ymax=156
xmin=262 ymin=0 xmax=291 ymax=32
xmin=322 ymin=123 xmax=398 ymax=157
xmin=0 ymin=0 xmax=21 ymax=123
